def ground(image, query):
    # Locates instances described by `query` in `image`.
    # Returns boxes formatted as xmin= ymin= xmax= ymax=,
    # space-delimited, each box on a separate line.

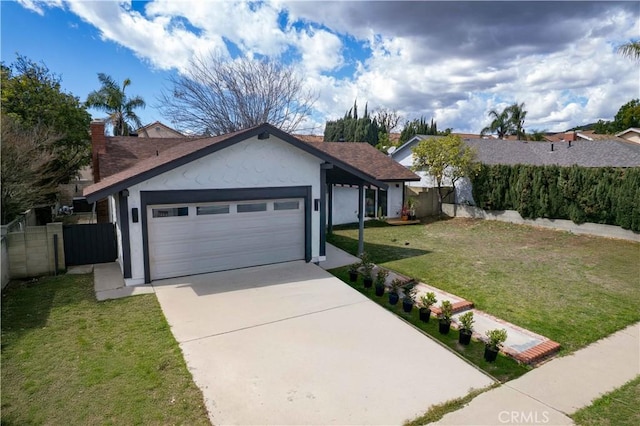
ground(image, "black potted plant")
xmin=388 ymin=278 xmax=403 ymax=305
xmin=358 ymin=252 xmax=373 ymax=288
xmin=348 ymin=263 xmax=359 ymax=282
xmin=419 ymin=292 xmax=437 ymax=322
xmin=484 ymin=328 xmax=507 ymax=362
xmin=457 ymin=311 xmax=474 ymax=345
xmin=438 ymin=300 xmax=453 ymax=334
xmin=374 ymin=268 xmax=389 ymax=297
xmin=362 ymin=265 xmax=374 ymax=288
xmin=402 ymin=281 xmax=417 ymax=313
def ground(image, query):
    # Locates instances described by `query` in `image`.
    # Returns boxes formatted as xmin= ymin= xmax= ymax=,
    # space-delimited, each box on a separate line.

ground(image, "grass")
xmin=403 ymin=384 xmax=499 ymax=426
xmin=331 ymin=266 xmax=531 ymax=383
xmin=327 ymin=218 xmax=640 ymax=354
xmin=1 ymin=273 xmax=210 ymax=425
xmin=571 ymin=376 xmax=640 ymax=425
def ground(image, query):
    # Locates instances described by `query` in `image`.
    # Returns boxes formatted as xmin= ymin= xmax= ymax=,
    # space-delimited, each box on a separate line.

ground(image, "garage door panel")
xmin=148 ymin=198 xmax=305 ymax=280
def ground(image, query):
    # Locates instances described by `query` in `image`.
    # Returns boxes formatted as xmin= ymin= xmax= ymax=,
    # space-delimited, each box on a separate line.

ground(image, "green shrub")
xmin=471 ymin=164 xmax=640 ymax=232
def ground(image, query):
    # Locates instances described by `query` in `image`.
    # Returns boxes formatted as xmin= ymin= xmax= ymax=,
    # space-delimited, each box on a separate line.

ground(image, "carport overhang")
xmin=320 ymin=163 xmax=396 ymax=259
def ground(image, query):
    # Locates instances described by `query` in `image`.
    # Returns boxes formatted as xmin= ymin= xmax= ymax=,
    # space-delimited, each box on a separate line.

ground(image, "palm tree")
xmin=86 ymin=74 xmax=145 ymax=136
xmin=480 ymin=108 xmax=512 ymax=139
xmin=618 ymin=41 xmax=640 ymax=61
xmin=507 ymin=102 xmax=527 ymax=140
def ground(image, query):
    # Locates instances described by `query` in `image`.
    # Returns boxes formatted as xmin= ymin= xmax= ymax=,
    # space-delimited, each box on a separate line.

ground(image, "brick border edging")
xmin=512 ymin=340 xmax=561 ymax=365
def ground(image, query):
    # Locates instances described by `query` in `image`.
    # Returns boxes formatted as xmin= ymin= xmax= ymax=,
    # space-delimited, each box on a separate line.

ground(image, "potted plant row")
xmin=419 ymin=292 xmax=437 ymax=322
xmin=484 ymin=328 xmax=508 ymax=362
xmin=457 ymin=311 xmax=474 ymax=345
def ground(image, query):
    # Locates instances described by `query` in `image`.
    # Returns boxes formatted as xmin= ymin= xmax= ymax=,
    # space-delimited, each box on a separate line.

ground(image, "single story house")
xmin=391 ymin=134 xmax=640 ymax=206
xmin=84 ymin=121 xmax=418 ymax=285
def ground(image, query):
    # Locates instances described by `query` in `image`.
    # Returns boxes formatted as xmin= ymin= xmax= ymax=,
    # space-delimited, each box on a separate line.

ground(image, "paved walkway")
xmin=436 ymin=322 xmax=640 ymax=425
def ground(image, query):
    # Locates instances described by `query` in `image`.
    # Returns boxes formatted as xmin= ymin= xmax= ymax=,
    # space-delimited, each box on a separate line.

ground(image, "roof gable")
xmin=84 ymin=123 xmax=419 ymax=202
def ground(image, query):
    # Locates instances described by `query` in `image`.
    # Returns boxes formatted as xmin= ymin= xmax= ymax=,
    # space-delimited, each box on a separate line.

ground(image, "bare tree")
xmin=373 ymin=107 xmax=402 ymax=133
xmin=158 ymin=53 xmax=317 ymax=135
xmin=1 ymin=115 xmax=60 ymax=224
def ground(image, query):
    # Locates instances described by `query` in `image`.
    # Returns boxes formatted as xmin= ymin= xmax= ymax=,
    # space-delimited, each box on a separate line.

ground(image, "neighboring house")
xmin=616 ymin=128 xmax=640 ymax=144
xmin=391 ymin=134 xmax=640 ymax=206
xmin=84 ymin=121 xmax=418 ymax=285
xmin=135 ymin=121 xmax=185 ymax=138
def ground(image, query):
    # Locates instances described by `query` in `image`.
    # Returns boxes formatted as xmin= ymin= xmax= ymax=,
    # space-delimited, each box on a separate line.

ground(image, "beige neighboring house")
xmin=616 ymin=128 xmax=640 ymax=144
xmin=136 ymin=121 xmax=185 ymax=138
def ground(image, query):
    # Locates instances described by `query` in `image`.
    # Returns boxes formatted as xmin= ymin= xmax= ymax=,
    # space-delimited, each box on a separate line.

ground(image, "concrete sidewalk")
xmin=92 ymin=263 xmax=154 ymax=301
xmin=436 ymin=323 xmax=640 ymax=425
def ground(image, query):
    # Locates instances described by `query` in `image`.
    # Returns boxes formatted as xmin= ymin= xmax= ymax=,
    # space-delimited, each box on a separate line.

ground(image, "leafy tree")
xmin=528 ymin=129 xmax=547 ymax=141
xmin=86 ymin=73 xmax=146 ymax=136
xmin=158 ymin=52 xmax=316 ymax=135
xmin=399 ymin=117 xmax=442 ymax=143
xmin=1 ymin=55 xmax=91 ymax=223
xmin=593 ymin=99 xmax=640 ymax=134
xmin=618 ymin=40 xmax=640 ymax=61
xmin=324 ymin=100 xmax=380 ymax=146
xmin=507 ymin=102 xmax=527 ymax=140
xmin=481 ymin=102 xmax=527 ymax=139
xmin=412 ymin=134 xmax=479 ymax=217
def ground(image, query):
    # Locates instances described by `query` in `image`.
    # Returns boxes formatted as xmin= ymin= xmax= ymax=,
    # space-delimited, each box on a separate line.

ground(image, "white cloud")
xmin=15 ymin=1 xmax=640 ymax=134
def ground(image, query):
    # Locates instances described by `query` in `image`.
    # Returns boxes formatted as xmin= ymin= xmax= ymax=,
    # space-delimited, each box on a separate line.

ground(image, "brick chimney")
xmin=90 ymin=120 xmax=107 ymax=183
xmin=564 ymin=131 xmax=577 ymax=142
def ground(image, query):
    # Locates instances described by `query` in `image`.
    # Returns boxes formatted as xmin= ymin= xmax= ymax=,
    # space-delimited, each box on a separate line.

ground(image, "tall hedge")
xmin=471 ymin=164 xmax=640 ymax=232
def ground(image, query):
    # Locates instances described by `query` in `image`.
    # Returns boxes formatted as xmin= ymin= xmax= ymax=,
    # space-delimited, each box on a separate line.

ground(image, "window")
xmin=377 ymin=189 xmax=388 ymax=217
xmin=237 ymin=202 xmax=267 ymax=213
xmin=274 ymin=201 xmax=299 ymax=211
xmin=197 ymin=205 xmax=230 ymax=215
xmin=152 ymin=207 xmax=188 ymax=218
xmin=365 ymin=189 xmax=376 ymax=217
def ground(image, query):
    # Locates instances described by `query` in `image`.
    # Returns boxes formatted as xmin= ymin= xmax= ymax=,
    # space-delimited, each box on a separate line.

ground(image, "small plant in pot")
xmin=359 ymin=252 xmax=374 ymax=288
xmin=388 ymin=278 xmax=403 ymax=305
xmin=402 ymin=281 xmax=418 ymax=313
xmin=484 ymin=328 xmax=508 ymax=362
xmin=348 ymin=263 xmax=359 ymax=282
xmin=457 ymin=311 xmax=474 ymax=345
xmin=374 ymin=268 xmax=389 ymax=297
xmin=438 ymin=300 xmax=453 ymax=334
xmin=419 ymin=292 xmax=437 ymax=322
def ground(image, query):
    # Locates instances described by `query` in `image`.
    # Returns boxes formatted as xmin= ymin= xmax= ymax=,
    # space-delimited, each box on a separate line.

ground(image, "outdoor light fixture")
xmin=121 ymin=189 xmax=130 ymax=197
xmin=132 ymin=208 xmax=139 ymax=223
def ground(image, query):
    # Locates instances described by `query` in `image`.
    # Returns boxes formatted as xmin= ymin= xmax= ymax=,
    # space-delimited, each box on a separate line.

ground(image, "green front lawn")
xmin=328 ymin=218 xmax=640 ymax=354
xmin=571 ymin=376 xmax=640 ymax=425
xmin=1 ymin=274 xmax=210 ymax=425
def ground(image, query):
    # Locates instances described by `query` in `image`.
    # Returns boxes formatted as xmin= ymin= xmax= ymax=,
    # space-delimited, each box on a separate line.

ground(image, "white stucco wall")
xmin=109 ymin=195 xmax=125 ymax=272
xmin=329 ymin=183 xmax=404 ymax=226
xmin=123 ymin=136 xmax=323 ymax=285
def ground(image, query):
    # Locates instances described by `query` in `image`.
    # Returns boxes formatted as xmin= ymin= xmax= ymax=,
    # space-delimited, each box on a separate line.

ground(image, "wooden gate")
xmin=63 ymin=223 xmax=117 ymax=265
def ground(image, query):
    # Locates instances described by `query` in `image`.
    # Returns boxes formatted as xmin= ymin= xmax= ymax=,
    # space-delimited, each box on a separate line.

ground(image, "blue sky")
xmin=2 ymin=1 xmax=639 ymax=135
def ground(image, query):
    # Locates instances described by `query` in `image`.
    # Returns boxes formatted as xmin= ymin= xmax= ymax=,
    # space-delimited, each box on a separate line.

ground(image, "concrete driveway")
xmin=153 ymin=261 xmax=494 ymax=425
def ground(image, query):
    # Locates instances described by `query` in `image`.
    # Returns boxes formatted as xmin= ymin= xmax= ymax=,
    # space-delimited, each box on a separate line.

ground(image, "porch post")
xmin=319 ymin=166 xmax=327 ymax=257
xmin=358 ymin=183 xmax=364 ymax=256
xmin=327 ymin=184 xmax=333 ymax=234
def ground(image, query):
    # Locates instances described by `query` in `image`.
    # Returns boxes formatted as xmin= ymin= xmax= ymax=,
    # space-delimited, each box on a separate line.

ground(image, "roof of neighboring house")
xmin=98 ymin=136 xmax=196 ymax=178
xmin=390 ymin=133 xmax=640 ymax=168
xmin=136 ymin=121 xmax=185 ymax=137
xmin=464 ymin=138 xmax=640 ymax=167
xmin=616 ymin=127 xmax=640 ymax=138
xmin=85 ymin=123 xmax=419 ymax=202
xmin=294 ymin=134 xmax=324 ymax=143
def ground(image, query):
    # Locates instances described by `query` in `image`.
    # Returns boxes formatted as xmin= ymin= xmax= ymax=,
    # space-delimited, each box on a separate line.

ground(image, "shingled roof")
xmin=465 ymin=138 xmax=640 ymax=167
xmin=85 ymin=123 xmax=418 ymax=202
